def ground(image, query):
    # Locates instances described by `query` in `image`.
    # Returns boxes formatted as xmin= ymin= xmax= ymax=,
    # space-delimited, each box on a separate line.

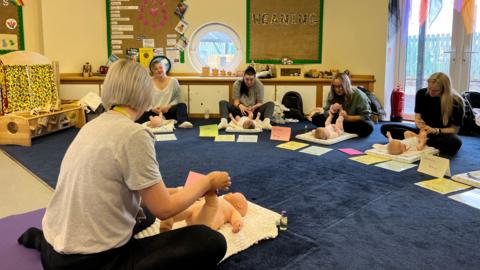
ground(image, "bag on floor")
xmin=358 ymin=86 xmax=386 ymax=122
xmin=281 ymin=91 xmax=304 ymax=120
xmin=459 ymin=91 xmax=480 ymax=136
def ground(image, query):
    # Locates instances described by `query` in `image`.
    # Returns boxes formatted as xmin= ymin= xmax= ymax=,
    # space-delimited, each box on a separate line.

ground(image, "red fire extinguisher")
xmin=390 ymin=84 xmax=405 ymax=122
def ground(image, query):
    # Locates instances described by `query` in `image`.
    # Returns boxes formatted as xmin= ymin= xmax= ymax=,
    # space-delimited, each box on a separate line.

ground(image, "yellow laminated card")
xmin=199 ymin=124 xmax=218 ymax=137
xmin=349 ymin=154 xmax=391 ymax=165
xmin=415 ymin=178 xmax=470 ymax=195
xmin=276 ymin=141 xmax=309 ymax=151
xmin=214 ymin=135 xmax=235 ymax=142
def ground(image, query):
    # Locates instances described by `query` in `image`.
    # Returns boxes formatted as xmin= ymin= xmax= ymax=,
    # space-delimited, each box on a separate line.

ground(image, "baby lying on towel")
xmin=160 ymin=191 xmax=248 ymax=233
xmin=228 ymin=111 xmax=263 ymax=130
xmin=145 ymin=113 xmax=175 ymax=128
xmin=374 ymin=130 xmax=427 ymax=155
xmin=312 ymin=103 xmax=344 ymax=140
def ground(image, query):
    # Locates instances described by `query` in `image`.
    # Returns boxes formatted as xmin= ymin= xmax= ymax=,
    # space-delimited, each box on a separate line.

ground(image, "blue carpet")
xmin=2 ymin=119 xmax=480 ymax=269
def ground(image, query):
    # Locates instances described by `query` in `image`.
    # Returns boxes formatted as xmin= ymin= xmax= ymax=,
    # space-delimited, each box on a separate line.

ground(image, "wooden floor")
xmin=0 ymin=150 xmax=52 ymax=218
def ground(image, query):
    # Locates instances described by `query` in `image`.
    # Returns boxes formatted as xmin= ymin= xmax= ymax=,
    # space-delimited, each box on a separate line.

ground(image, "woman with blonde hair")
xmin=381 ymin=72 xmax=465 ymax=155
xmin=137 ymin=59 xmax=193 ymax=128
xmin=309 ymin=73 xmax=374 ymax=137
xmin=18 ymin=60 xmax=229 ymax=269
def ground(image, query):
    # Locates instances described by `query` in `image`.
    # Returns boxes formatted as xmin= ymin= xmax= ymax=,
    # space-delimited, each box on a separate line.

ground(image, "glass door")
xmin=404 ymin=0 xmax=455 ymax=117
xmin=401 ymin=0 xmax=479 ymax=120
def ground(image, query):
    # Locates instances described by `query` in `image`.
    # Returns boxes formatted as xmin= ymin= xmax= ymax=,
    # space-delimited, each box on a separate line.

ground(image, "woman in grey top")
xmin=218 ymin=66 xmax=274 ymax=129
xmin=309 ymin=73 xmax=374 ymax=137
xmin=137 ymin=59 xmax=193 ymax=128
xmin=18 ymin=60 xmax=230 ymax=269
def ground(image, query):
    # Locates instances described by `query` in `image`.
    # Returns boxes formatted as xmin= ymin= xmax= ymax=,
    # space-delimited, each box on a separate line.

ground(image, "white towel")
xmin=134 ymin=201 xmax=280 ymax=261
xmin=142 ymin=120 xmax=175 ymax=133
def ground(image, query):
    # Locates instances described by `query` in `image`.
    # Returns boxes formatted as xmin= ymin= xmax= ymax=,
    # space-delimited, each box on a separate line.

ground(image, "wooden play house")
xmin=0 ymin=51 xmax=85 ymax=146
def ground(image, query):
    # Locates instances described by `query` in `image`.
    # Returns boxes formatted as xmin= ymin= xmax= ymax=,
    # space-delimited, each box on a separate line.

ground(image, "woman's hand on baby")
xmin=423 ymin=126 xmax=436 ymax=134
xmin=207 ymin=171 xmax=231 ymax=191
xmin=238 ymin=104 xmax=248 ymax=115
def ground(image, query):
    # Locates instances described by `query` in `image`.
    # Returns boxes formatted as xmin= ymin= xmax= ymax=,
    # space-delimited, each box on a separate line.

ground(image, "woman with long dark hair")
xmin=218 ymin=66 xmax=274 ymax=130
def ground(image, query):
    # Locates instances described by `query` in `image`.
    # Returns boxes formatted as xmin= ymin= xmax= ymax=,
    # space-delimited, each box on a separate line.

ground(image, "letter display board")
xmin=247 ymin=0 xmax=323 ymax=64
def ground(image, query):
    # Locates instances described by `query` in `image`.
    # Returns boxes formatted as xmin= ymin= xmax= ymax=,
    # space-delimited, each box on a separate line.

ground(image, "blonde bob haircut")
xmin=101 ymin=59 xmax=154 ymax=113
xmin=427 ymin=72 xmax=464 ymax=126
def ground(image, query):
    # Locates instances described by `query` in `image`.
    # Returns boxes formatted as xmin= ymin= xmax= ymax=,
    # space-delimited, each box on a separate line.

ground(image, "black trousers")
xmin=311 ymin=113 xmax=374 ymax=137
xmin=19 ymin=223 xmax=226 ymax=270
xmin=136 ymin=103 xmax=189 ymax=124
xmin=219 ymin=100 xmax=274 ymax=120
xmin=380 ymin=124 xmax=462 ymax=156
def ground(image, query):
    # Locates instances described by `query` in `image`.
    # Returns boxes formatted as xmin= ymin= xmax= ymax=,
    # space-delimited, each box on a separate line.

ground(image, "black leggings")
xmin=19 ymin=224 xmax=226 ymax=270
xmin=380 ymin=124 xmax=462 ymax=156
xmin=311 ymin=113 xmax=374 ymax=137
xmin=136 ymin=103 xmax=189 ymax=124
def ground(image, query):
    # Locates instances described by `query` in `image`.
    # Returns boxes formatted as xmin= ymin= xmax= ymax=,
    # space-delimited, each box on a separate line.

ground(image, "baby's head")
xmin=387 ymin=139 xmax=407 ymax=155
xmin=224 ymin=192 xmax=248 ymax=216
xmin=242 ymin=119 xmax=256 ymax=129
xmin=314 ymin=127 xmax=329 ymax=140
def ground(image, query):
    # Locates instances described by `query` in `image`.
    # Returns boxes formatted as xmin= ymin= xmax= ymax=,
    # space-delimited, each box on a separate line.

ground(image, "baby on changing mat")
xmin=160 ymin=191 xmax=248 ymax=233
xmin=385 ymin=130 xmax=427 ymax=155
xmin=145 ymin=113 xmax=174 ymax=128
xmin=229 ymin=111 xmax=262 ymax=129
xmin=313 ymin=103 xmax=345 ymax=140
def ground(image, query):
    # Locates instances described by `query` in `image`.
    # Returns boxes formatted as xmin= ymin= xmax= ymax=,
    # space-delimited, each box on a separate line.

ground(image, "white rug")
xmin=134 ymin=201 xmax=281 ymax=261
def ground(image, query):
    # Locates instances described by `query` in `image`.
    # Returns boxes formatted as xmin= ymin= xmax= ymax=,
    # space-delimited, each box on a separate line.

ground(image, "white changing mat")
xmin=295 ymin=131 xmax=358 ymax=145
xmin=365 ymin=144 xmax=439 ymax=163
xmin=452 ymin=171 xmax=480 ymax=188
xmin=134 ymin=201 xmax=280 ymax=261
xmin=225 ymin=123 xmax=263 ymax=133
xmin=142 ymin=120 xmax=175 ymax=133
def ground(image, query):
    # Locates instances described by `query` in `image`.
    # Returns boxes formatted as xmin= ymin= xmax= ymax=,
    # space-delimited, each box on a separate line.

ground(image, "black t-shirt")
xmin=414 ymin=88 xmax=463 ymax=128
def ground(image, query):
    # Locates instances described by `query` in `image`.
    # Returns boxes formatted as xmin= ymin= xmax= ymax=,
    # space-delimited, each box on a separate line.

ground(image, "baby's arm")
xmin=229 ymin=208 xmax=244 ymax=233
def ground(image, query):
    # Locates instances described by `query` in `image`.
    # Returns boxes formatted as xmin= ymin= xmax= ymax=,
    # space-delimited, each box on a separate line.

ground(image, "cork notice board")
xmin=0 ymin=3 xmax=24 ymax=54
xmin=247 ymin=0 xmax=323 ymax=64
xmin=106 ymin=0 xmax=185 ymax=63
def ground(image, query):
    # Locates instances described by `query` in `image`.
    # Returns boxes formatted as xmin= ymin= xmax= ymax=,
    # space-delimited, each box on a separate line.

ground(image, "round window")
xmin=188 ymin=23 xmax=243 ymax=73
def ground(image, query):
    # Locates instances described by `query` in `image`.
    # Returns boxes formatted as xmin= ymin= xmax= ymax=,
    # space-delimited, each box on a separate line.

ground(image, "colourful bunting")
xmin=419 ymin=0 xmax=429 ymax=26
xmin=427 ymin=0 xmax=443 ymax=27
xmin=9 ymin=0 xmax=24 ymax=6
xmin=462 ymin=0 xmax=476 ymax=34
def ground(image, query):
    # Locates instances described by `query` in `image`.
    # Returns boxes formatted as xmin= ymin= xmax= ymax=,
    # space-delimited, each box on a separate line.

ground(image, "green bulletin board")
xmin=0 ymin=2 xmax=24 ymax=55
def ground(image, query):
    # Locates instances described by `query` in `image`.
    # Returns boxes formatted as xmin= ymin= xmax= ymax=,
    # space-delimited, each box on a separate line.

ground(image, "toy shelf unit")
xmin=0 ymin=51 xmax=85 ymax=146
xmin=0 ymin=104 xmax=85 ymax=146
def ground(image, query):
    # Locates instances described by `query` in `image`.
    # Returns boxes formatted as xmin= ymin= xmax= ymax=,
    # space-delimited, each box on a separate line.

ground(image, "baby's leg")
xmin=404 ymin=130 xmax=418 ymax=138
xmin=386 ymin=131 xmax=394 ymax=142
xmin=416 ymin=130 xmax=427 ymax=150
xmin=334 ymin=115 xmax=344 ymax=133
xmin=247 ymin=110 xmax=254 ymax=119
xmin=192 ymin=191 xmax=219 ymax=229
xmin=255 ymin=112 xmax=261 ymax=121
xmin=325 ymin=112 xmax=333 ymax=126
xmin=229 ymin=113 xmax=238 ymax=125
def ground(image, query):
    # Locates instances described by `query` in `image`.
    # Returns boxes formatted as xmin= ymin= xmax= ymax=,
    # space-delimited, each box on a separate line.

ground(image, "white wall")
xmin=21 ymin=0 xmax=389 ymax=105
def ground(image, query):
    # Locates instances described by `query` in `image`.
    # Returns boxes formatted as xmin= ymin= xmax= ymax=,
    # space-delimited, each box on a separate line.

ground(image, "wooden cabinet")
xmin=59 ymin=74 xmax=376 ymax=118
xmin=188 ymin=85 xmax=229 ymax=115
